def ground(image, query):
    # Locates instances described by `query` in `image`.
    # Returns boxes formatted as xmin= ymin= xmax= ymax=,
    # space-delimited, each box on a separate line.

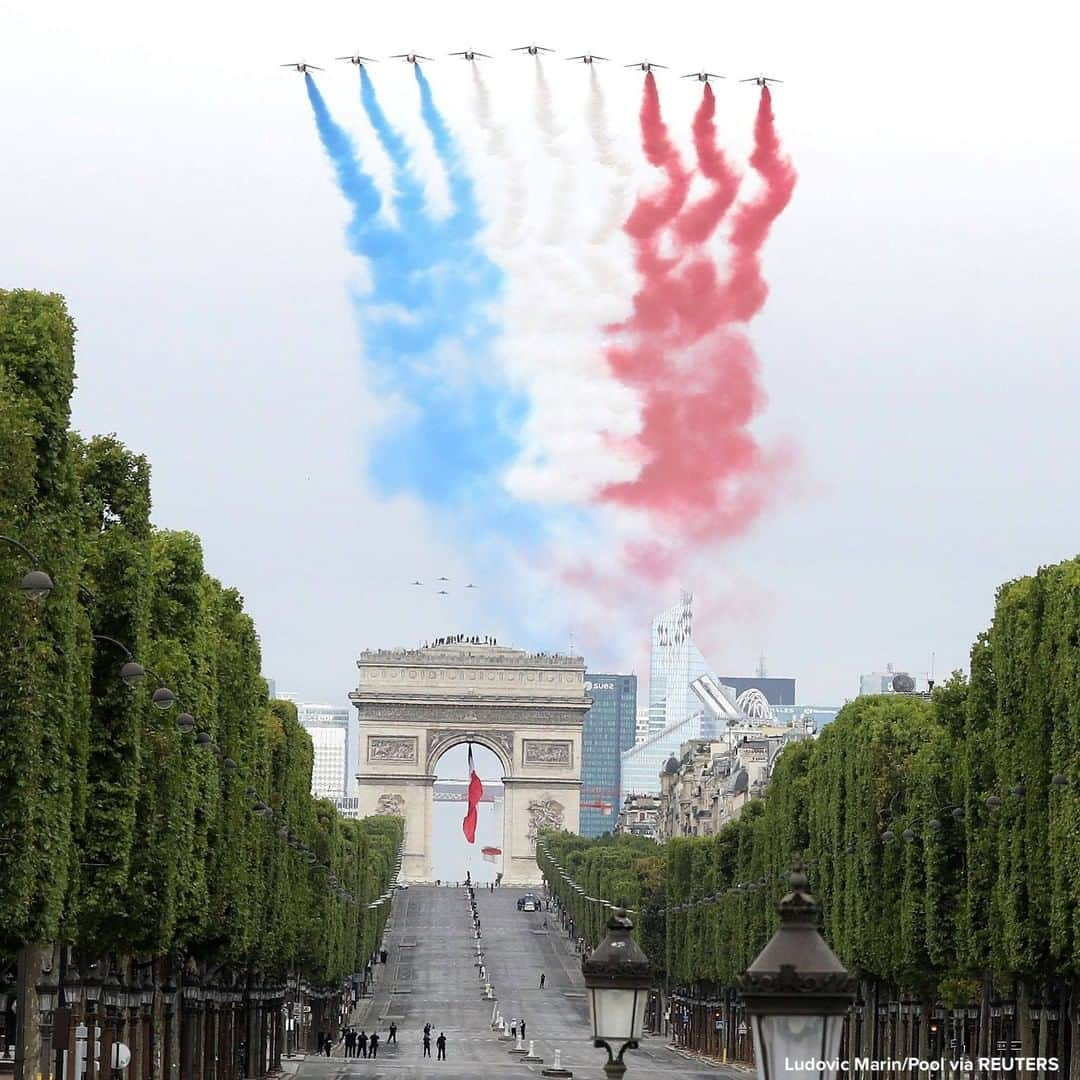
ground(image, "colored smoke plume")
xmin=304 ymin=71 xmax=525 ymax=514
xmin=598 ymin=82 xmax=797 ymax=564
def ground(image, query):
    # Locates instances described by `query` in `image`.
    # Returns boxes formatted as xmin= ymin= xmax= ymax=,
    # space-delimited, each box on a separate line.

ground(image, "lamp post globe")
xmin=119 ymin=661 xmax=146 ymax=687
xmin=19 ymin=569 xmax=54 ymax=601
xmin=581 ymin=908 xmax=652 ymax=1079
xmin=151 ymin=686 xmax=177 ymax=711
xmin=738 ymin=861 xmax=856 ymax=1080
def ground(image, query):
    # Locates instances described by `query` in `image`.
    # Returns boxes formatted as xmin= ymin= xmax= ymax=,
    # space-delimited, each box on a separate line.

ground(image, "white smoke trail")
xmin=584 ymin=64 xmax=637 ymax=300
xmin=534 ymin=56 xmax=577 ymax=251
xmin=471 ymin=64 xmax=527 ymax=252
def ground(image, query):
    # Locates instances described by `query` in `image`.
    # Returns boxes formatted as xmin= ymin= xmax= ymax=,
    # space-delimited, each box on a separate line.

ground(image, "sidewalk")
xmin=667 ymin=1045 xmax=755 ymax=1071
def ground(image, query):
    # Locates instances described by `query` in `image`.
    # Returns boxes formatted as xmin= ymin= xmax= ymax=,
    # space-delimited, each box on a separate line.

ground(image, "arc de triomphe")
xmin=349 ymin=641 xmax=587 ymax=885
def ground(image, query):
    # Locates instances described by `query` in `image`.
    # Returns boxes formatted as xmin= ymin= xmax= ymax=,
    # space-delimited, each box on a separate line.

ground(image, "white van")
xmin=522 ymin=894 xmax=540 ymax=912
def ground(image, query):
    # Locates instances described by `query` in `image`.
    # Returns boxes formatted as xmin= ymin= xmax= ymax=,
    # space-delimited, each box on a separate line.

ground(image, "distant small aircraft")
xmin=437 ymin=590 xmax=449 ymax=595
xmin=566 ymin=54 xmax=609 ymax=64
xmin=682 ymin=71 xmax=725 ymax=83
xmin=391 ymin=52 xmax=434 ymax=64
xmin=411 ymin=580 xmax=423 ymax=586
xmin=437 ymin=576 xmax=450 ymax=582
xmin=281 ymin=62 xmax=323 ymax=73
xmin=449 ymin=49 xmax=492 ymax=61
xmin=336 ymin=54 xmax=377 ymax=67
xmin=512 ymin=44 xmax=555 ymax=56
xmin=740 ymin=74 xmax=783 ymax=86
xmin=625 ymin=59 xmax=668 ymax=72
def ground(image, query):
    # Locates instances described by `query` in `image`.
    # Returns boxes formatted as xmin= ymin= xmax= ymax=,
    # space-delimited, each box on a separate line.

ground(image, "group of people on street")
xmin=422 ymin=1022 xmax=448 ymax=1060
xmin=338 ymin=1024 xmax=397 ymax=1058
xmin=321 ymin=1022 xmax=450 ymax=1061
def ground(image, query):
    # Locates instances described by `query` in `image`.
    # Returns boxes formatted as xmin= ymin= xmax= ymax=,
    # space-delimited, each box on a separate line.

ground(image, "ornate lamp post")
xmin=738 ymin=862 xmax=856 ymax=1080
xmin=581 ymin=909 xmax=652 ymax=1079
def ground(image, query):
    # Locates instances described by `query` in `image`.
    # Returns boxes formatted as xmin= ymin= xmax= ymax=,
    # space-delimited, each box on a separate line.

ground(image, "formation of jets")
xmin=281 ymin=49 xmax=783 ymax=85
xmin=410 ymin=577 xmax=480 ymax=596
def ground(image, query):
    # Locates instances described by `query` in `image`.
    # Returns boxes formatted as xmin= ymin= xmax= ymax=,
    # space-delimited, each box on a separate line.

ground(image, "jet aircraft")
xmin=625 ymin=59 xmax=668 ymax=71
xmin=280 ymin=62 xmax=323 ymax=73
xmin=437 ymin=590 xmax=449 ymax=595
xmin=411 ymin=580 xmax=423 ymax=586
xmin=566 ymin=53 xmax=609 ymax=64
xmin=391 ymin=52 xmax=433 ymax=64
xmin=740 ymin=74 xmax=783 ymax=86
xmin=449 ymin=49 xmax=492 ymax=60
xmin=336 ymin=54 xmax=377 ymax=66
xmin=512 ymin=44 xmax=555 ymax=56
xmin=682 ymin=71 xmax=725 ymax=82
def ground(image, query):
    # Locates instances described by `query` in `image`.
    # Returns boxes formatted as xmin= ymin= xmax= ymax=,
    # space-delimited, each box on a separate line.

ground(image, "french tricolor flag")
xmin=462 ymin=744 xmax=483 ymax=844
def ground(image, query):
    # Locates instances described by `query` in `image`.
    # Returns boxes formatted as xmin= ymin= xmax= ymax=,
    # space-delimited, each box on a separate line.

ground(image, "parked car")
xmin=522 ymin=894 xmax=540 ymax=912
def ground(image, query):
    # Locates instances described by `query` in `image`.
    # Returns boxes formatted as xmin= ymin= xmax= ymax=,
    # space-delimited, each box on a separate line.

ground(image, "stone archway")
xmin=349 ymin=641 xmax=587 ymax=885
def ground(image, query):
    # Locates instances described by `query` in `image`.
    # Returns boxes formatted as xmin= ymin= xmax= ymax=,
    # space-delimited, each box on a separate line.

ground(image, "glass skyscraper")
xmin=580 ymin=673 xmax=638 ymax=838
xmin=648 ymin=593 xmax=710 ymax=736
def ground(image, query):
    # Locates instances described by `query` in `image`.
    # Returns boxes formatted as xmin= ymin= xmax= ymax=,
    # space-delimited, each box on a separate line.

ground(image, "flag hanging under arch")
xmin=463 ymin=744 xmax=483 ymax=844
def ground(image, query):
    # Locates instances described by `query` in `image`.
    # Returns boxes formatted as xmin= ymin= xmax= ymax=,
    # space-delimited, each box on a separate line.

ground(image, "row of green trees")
xmin=0 ymin=288 xmax=400 ymax=987
xmin=541 ymin=551 xmax=1080 ymax=1007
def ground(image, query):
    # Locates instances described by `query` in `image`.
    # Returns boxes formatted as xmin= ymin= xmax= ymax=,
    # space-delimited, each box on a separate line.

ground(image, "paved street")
xmin=286 ymin=885 xmax=743 ymax=1080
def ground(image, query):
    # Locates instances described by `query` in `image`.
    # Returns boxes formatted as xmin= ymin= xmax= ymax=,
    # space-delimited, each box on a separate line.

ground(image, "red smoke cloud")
xmin=598 ymin=83 xmax=797 ymax=564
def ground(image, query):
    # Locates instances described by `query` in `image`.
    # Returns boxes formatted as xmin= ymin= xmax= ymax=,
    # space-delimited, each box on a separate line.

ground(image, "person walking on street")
xmin=323 ymin=1035 xmax=332 ymax=1058
xmin=521 ymin=1019 xmax=526 ymax=1040
xmin=511 ymin=1019 xmax=518 ymax=1039
xmin=539 ymin=972 xmax=546 ymax=989
xmin=422 ymin=1032 xmax=431 ymax=1058
xmin=358 ymin=1030 xmax=368 ymax=1059
xmin=388 ymin=1022 xmax=397 ymax=1045
xmin=369 ymin=1032 xmax=379 ymax=1059
xmin=436 ymin=1032 xmax=447 ymax=1061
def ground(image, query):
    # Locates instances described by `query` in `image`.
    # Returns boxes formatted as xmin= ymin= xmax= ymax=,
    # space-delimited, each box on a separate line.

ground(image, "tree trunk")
xmin=1019 ymin=981 xmax=1037 ymax=1060
xmin=15 ymin=944 xmax=47 ymax=1080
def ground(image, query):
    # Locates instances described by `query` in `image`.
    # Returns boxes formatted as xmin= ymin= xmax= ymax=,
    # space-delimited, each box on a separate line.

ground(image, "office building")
xmin=715 ymin=676 xmax=796 ymax=707
xmin=859 ymin=666 xmax=926 ymax=697
xmin=580 ymin=674 xmax=638 ymax=838
xmin=294 ymin=702 xmax=355 ymax=800
xmin=647 ymin=593 xmax=711 ymax=735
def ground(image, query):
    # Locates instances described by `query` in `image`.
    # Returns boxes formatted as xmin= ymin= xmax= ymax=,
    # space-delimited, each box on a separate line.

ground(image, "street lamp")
xmin=738 ymin=861 xmax=856 ymax=1080
xmin=581 ymin=908 xmax=652 ymax=1079
xmin=0 ymin=536 xmax=54 ymax=600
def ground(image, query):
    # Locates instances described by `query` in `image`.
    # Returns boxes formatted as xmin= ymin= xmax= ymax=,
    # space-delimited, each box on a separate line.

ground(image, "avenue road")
xmin=285 ymin=884 xmax=745 ymax=1080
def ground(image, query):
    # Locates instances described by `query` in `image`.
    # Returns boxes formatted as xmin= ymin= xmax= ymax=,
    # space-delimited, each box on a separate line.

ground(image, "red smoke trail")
xmin=721 ymin=86 xmax=798 ymax=322
xmin=599 ymin=84 xmax=797 ymax=563
xmin=675 ymin=83 xmax=741 ymax=245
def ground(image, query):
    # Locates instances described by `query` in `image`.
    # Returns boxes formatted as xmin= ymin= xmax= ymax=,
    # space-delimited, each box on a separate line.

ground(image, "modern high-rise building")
xmin=292 ymin=703 xmax=355 ymax=800
xmin=715 ymin=676 xmax=796 ymax=707
xmin=580 ymin=674 xmax=638 ymax=838
xmin=647 ymin=593 xmax=711 ymax=736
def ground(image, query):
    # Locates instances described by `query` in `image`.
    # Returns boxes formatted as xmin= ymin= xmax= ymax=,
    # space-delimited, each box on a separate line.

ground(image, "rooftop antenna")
xmin=756 ymin=651 xmax=767 ymax=678
xmin=568 ymin=629 xmax=576 ymax=655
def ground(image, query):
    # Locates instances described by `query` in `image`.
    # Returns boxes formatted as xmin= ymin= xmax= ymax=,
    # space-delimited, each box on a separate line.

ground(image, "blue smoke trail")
xmin=306 ymin=71 xmax=532 ymax=523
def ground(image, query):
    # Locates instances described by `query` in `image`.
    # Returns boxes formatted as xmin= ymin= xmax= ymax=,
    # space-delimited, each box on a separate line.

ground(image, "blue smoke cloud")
xmin=304 ymin=72 xmax=533 ymax=530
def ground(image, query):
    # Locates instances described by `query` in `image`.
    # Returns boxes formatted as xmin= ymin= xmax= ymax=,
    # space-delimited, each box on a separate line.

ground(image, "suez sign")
xmin=584 ymin=681 xmax=616 ymax=692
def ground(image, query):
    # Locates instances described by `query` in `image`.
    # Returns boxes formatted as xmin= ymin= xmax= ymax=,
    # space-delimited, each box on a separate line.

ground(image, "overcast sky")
xmin=3 ymin=0 xmax=1078 ymax=707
